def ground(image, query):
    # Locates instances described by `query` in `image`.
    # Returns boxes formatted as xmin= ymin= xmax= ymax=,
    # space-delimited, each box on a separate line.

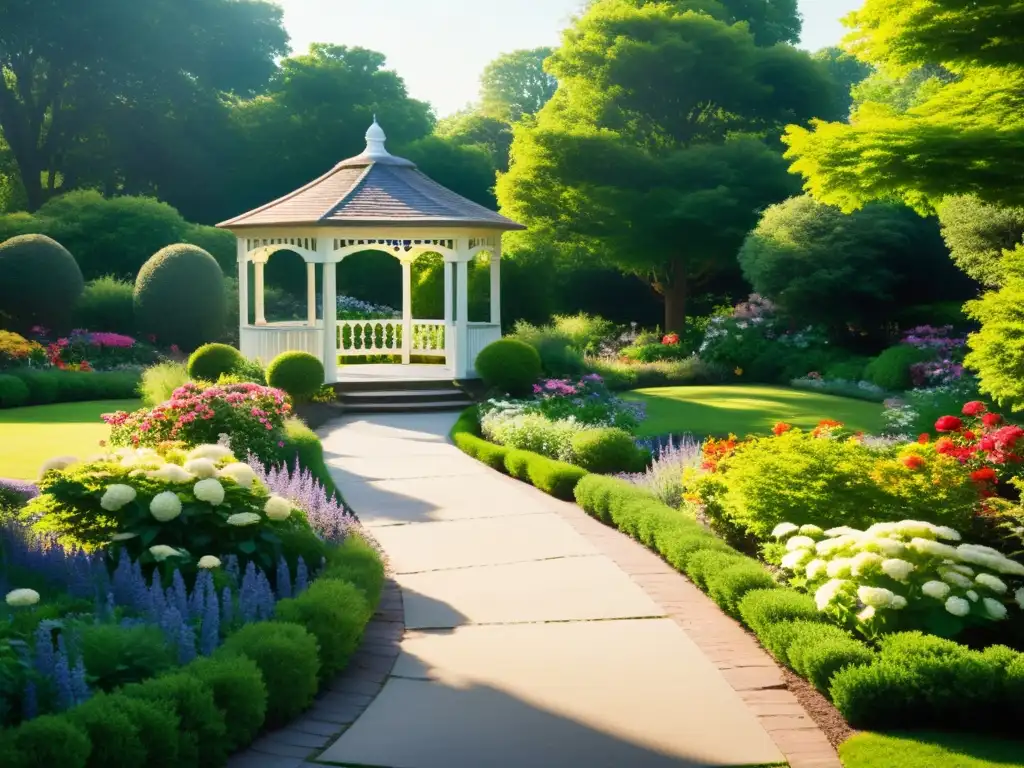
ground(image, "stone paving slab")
xmin=399 ymin=555 xmax=665 ymax=628
xmin=369 ymin=512 xmax=598 ymax=573
xmin=335 ymin=472 xmax=557 ymax=527
xmin=329 ymin=453 xmax=491 ymax=481
xmin=320 ymin=620 xmax=783 ymax=768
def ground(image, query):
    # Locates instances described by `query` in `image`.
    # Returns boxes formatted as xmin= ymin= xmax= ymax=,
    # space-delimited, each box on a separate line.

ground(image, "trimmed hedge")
xmin=6 ymin=369 xmax=141 ymax=407
xmin=449 ymin=408 xmax=587 ymax=500
xmin=0 ymin=233 xmax=84 ymax=333
xmin=282 ymin=417 xmax=341 ymax=500
xmin=570 ymin=427 xmax=647 ymax=473
xmin=187 ymin=343 xmax=244 ymax=382
xmin=0 ymin=374 xmax=29 ymax=407
xmin=474 ymin=338 xmax=542 ymax=395
xmin=266 ymin=351 xmax=324 ymax=402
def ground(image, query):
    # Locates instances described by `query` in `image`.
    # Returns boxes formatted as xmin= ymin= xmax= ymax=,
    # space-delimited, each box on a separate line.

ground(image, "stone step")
xmin=340 ymin=399 xmax=472 ymax=413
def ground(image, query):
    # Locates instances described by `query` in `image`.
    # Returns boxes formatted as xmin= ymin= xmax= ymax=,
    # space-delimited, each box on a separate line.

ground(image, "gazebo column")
xmin=443 ymin=260 xmax=454 ymax=370
xmin=489 ymin=251 xmax=501 ymax=327
xmin=236 ymin=239 xmax=248 ymax=327
xmin=401 ymin=260 xmax=412 ymax=365
xmin=321 ymin=256 xmax=338 ymax=384
xmin=253 ymin=261 xmax=267 ymax=326
xmin=454 ymin=258 xmax=469 ymax=378
xmin=306 ymin=262 xmax=316 ymax=326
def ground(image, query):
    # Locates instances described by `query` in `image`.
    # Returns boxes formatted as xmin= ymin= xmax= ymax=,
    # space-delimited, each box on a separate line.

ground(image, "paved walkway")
xmin=300 ymin=411 xmax=830 ymax=768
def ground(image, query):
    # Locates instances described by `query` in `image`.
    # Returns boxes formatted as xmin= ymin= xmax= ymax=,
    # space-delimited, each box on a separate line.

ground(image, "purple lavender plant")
xmin=620 ymin=434 xmax=703 ymax=509
xmin=0 ymin=478 xmax=39 ymax=508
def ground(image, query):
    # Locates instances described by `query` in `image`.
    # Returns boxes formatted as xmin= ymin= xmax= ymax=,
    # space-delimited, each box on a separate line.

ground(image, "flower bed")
xmin=0 ymin=431 xmax=382 ymax=766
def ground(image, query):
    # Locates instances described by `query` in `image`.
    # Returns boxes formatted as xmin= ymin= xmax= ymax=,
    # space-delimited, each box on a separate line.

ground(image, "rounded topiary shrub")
xmin=187 ymin=343 xmax=244 ymax=382
xmin=864 ymin=344 xmax=931 ymax=391
xmin=134 ymin=244 xmax=226 ymax=350
xmin=570 ymin=427 xmax=645 ymax=473
xmin=11 ymin=714 xmax=91 ymax=768
xmin=66 ymin=692 xmax=147 ymax=768
xmin=0 ymin=234 xmax=84 ymax=333
xmin=474 ymin=338 xmax=541 ymax=395
xmin=266 ymin=351 xmax=324 ymax=401
xmin=184 ymin=655 xmax=267 ymax=752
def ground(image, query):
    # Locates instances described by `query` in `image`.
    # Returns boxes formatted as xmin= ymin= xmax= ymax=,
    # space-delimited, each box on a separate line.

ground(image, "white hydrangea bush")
xmin=772 ymin=520 xmax=1024 ymax=639
xmin=23 ymin=444 xmax=304 ymax=570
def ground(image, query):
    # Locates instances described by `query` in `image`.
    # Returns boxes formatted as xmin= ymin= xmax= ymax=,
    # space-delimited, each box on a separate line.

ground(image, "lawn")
xmin=624 ymin=384 xmax=887 ymax=438
xmin=0 ymin=400 xmax=140 ymax=480
xmin=840 ymin=731 xmax=1024 ymax=768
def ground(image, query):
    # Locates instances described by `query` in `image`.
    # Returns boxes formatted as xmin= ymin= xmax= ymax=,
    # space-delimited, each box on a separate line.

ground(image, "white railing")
xmin=240 ymin=323 xmax=323 ymax=365
xmin=411 ymin=320 xmax=445 ymax=356
xmin=337 ymin=319 xmax=447 ymax=358
xmin=467 ymin=323 xmax=502 ymax=374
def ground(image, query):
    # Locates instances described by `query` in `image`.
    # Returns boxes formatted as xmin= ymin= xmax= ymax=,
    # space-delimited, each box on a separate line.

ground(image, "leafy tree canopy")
xmin=812 ymin=47 xmax=873 ymax=120
xmin=937 ymin=195 xmax=1024 ymax=288
xmin=401 ymin=136 xmax=498 ymax=209
xmin=480 ymin=48 xmax=558 ymax=123
xmin=436 ymin=110 xmax=514 ymax=173
xmin=784 ymin=0 xmax=1024 ymax=213
xmin=498 ymin=0 xmax=831 ymax=332
xmin=739 ymin=195 xmax=971 ymax=334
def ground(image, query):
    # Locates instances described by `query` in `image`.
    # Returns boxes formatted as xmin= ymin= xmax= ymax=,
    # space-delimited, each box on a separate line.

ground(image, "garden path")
xmin=302 ymin=412 xmax=790 ymax=768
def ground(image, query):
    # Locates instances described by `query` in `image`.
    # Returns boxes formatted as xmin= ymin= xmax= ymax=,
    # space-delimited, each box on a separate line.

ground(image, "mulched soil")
xmin=781 ymin=666 xmax=856 ymax=748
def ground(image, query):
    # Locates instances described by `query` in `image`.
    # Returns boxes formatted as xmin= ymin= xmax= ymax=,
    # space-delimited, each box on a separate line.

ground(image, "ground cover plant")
xmin=0 ymin=400 xmax=140 ymax=480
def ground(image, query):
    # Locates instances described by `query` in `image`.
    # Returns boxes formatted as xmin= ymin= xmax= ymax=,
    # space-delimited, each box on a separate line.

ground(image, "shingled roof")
xmin=217 ymin=120 xmax=524 ymax=231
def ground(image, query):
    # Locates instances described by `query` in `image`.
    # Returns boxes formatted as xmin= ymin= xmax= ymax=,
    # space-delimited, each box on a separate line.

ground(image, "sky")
xmin=277 ymin=0 xmax=864 ymax=118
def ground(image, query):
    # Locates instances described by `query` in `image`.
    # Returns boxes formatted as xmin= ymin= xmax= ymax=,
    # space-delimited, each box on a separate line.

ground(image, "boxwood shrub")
xmin=474 ymin=338 xmax=542 ymax=396
xmin=183 ymin=655 xmax=267 ymax=753
xmin=66 ymin=693 xmax=147 ymax=768
xmin=187 ymin=343 xmax=243 ymax=382
xmin=9 ymin=713 xmax=91 ymax=768
xmin=107 ymin=696 xmax=180 ymax=768
xmin=704 ymin=561 xmax=777 ymax=615
xmin=570 ymin=427 xmax=647 ymax=474
xmin=737 ymin=589 xmax=821 ymax=636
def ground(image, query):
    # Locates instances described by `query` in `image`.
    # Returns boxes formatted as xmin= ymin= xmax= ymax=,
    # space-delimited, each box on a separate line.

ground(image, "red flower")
xmin=935 ymin=415 xmax=963 ymax=432
xmin=935 ymin=437 xmax=956 ymax=455
xmin=917 ymin=433 xmax=930 ymax=444
xmin=982 ymin=413 xmax=1003 ymax=428
xmin=818 ymin=419 xmax=843 ymax=428
xmin=902 ymin=455 xmax=926 ymax=470
xmin=773 ymin=422 xmax=793 ymax=436
xmin=963 ymin=430 xmax=976 ymax=441
xmin=661 ymin=333 xmax=680 ymax=346
xmin=970 ymin=467 xmax=998 ymax=484
xmin=962 ymin=401 xmax=987 ymax=416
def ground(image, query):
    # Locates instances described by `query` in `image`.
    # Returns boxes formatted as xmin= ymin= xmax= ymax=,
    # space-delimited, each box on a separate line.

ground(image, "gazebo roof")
xmin=217 ymin=119 xmax=524 ymax=231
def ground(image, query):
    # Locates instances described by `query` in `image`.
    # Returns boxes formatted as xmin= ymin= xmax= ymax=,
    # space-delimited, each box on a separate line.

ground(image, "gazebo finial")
xmin=364 ymin=117 xmax=389 ymax=160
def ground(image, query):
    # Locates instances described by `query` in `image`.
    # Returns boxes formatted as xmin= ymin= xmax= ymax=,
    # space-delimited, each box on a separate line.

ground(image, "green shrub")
xmin=784 ymin=625 xmax=875 ymax=692
xmin=11 ymin=713 xmax=91 ymax=768
xmin=183 ymin=655 xmax=267 ymax=752
xmin=227 ymin=355 xmax=265 ymax=384
xmin=503 ymin=448 xmax=532 ymax=481
xmin=187 ymin=343 xmax=243 ymax=382
xmin=509 ymin=320 xmax=587 ymax=376
xmin=683 ymin=549 xmax=748 ymax=590
xmin=864 ymin=344 xmax=931 ymax=391
xmin=220 ymin=621 xmax=320 ymax=728
xmin=122 ymin=672 xmax=227 ymax=768
xmin=322 ymin=534 xmax=387 ymax=605
xmin=829 ymin=638 xmax=1003 ymax=731
xmin=107 ymin=696 xmax=180 ymax=768
xmin=0 ymin=234 xmax=84 ymax=333
xmin=73 ymin=276 xmax=136 ymax=334
xmin=0 ymin=374 xmax=29 ymax=408
xmin=11 ymin=369 xmax=141 ymax=405
xmin=281 ymin=417 xmax=339 ymax=498
xmin=824 ymin=356 xmax=870 ymax=382
xmin=705 ymin=560 xmax=776 ymax=615
xmin=139 ymin=361 xmax=189 ymax=406
xmin=276 ymin=578 xmax=372 ymax=678
xmin=67 ymin=692 xmax=147 ymax=768
xmin=474 ymin=338 xmax=542 ymax=395
xmin=450 ymin=407 xmax=512 ymax=470
xmin=80 ymin=623 xmax=174 ymax=692
xmin=737 ymin=589 xmax=821 ymax=636
xmin=965 ymin=263 xmax=1024 ymax=411
xmin=758 ymin=619 xmax=819 ymax=661
xmin=570 ymin=427 xmax=645 ymax=473
xmin=266 ymin=351 xmax=325 ymax=402
xmin=134 ymin=244 xmax=226 ymax=350
xmin=620 ymin=342 xmax=692 ymax=363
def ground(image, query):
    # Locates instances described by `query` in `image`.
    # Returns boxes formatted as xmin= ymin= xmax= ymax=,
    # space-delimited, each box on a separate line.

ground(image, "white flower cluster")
xmin=772 ymin=519 xmax=1024 ymax=628
xmin=5 ymin=588 xmax=40 ymax=607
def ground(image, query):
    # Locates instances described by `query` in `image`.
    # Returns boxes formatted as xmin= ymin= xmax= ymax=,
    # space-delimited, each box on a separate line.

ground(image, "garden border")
xmin=228 ymin=577 xmax=405 ymax=768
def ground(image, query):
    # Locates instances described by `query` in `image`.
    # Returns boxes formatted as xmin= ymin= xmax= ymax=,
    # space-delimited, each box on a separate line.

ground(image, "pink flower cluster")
xmin=901 ymin=325 xmax=965 ymax=353
xmin=86 ymin=332 xmax=136 ymax=348
xmin=533 ymin=379 xmax=579 ymax=397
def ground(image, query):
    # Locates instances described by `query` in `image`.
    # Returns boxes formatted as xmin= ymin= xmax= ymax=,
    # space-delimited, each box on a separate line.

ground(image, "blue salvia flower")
xmin=189 ymin=572 xmax=207 ymax=621
xmin=295 ymin=557 xmax=308 ymax=594
xmin=159 ymin=607 xmax=184 ymax=657
xmin=34 ymin=624 xmax=54 ymax=677
xmin=226 ymin=555 xmax=240 ymax=586
xmin=112 ymin=549 xmax=133 ymax=605
xmin=53 ymin=649 xmax=74 ymax=712
xmin=131 ymin=561 xmax=150 ymax=614
xmin=276 ymin=557 xmax=292 ymax=600
xmin=221 ymin=586 xmax=234 ymax=628
xmin=239 ymin=574 xmax=258 ymax=625
xmin=257 ymin=571 xmax=276 ymax=620
xmin=71 ymin=659 xmax=91 ymax=705
xmin=169 ymin=570 xmax=189 ymax=619
xmin=200 ymin=588 xmax=220 ymax=656
xmin=22 ymin=680 xmax=38 ymax=719
xmin=105 ymin=591 xmax=116 ymax=622
xmin=149 ymin=570 xmax=166 ymax=621
xmin=178 ymin=620 xmax=196 ymax=665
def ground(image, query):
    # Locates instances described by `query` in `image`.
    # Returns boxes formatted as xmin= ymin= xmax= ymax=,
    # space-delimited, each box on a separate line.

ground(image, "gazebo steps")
xmin=339 ymin=399 xmax=472 ymax=414
xmin=332 ymin=380 xmax=474 ymax=413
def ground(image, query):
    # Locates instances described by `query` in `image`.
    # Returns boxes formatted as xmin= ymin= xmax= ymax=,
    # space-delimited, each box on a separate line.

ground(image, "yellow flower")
xmin=734 ymin=367 xmax=743 ymax=376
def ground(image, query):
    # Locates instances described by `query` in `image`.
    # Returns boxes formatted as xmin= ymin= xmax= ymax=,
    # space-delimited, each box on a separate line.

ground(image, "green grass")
xmin=840 ymin=731 xmax=1024 ymax=768
xmin=0 ymin=400 xmax=140 ymax=480
xmin=625 ymin=384 xmax=886 ymax=438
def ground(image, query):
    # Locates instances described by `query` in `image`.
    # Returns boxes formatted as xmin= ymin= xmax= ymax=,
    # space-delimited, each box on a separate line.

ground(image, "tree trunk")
xmin=663 ymin=274 xmax=687 ymax=334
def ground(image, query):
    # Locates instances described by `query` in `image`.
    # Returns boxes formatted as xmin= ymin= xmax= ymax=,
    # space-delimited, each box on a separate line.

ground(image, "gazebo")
xmin=217 ymin=119 xmax=524 ymax=383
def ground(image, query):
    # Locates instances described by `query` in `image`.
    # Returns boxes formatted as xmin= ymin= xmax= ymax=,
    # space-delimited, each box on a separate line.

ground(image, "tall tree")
xmin=937 ymin=195 xmax=1024 ymax=288
xmin=497 ymin=0 xmax=832 ymax=332
xmin=813 ymin=47 xmax=873 ymax=120
xmin=0 ymin=0 xmax=288 ymax=211
xmin=436 ymin=110 xmax=514 ymax=173
xmin=784 ymin=0 xmax=1024 ymax=213
xmin=480 ymin=48 xmax=558 ymax=123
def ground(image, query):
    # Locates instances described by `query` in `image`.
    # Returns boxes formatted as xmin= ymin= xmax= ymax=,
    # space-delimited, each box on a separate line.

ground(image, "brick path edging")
xmin=550 ymin=499 xmax=843 ymax=768
xmin=227 ymin=579 xmax=405 ymax=768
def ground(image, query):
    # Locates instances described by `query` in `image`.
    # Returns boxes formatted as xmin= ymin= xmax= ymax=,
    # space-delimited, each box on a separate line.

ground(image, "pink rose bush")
xmin=104 ymin=382 xmax=292 ymax=460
